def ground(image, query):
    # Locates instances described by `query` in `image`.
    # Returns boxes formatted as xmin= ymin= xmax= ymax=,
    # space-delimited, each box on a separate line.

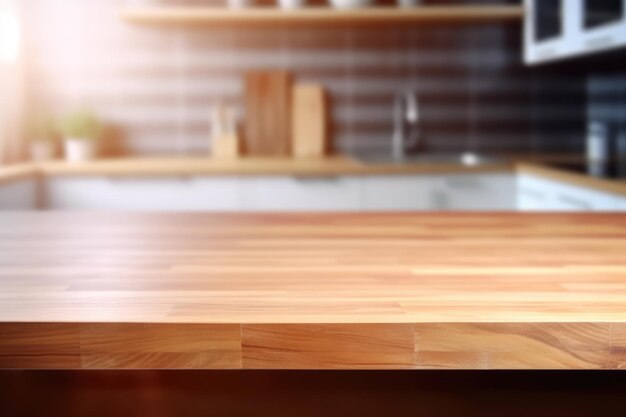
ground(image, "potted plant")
xmin=26 ymin=114 xmax=57 ymax=162
xmin=58 ymin=110 xmax=103 ymax=163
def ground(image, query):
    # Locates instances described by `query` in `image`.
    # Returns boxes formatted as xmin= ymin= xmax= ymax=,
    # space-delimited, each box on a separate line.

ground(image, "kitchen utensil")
xmin=244 ymin=71 xmax=292 ymax=156
xmin=586 ymin=122 xmax=611 ymax=163
xmin=291 ymin=84 xmax=328 ymax=158
xmin=211 ymin=104 xmax=241 ymax=158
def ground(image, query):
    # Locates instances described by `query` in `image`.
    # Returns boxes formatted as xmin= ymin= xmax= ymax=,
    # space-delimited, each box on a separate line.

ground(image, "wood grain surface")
xmin=291 ymin=85 xmax=328 ymax=158
xmin=0 ymin=155 xmax=588 ymax=180
xmin=244 ymin=72 xmax=292 ymax=156
xmin=1 ymin=213 xmax=626 ymax=369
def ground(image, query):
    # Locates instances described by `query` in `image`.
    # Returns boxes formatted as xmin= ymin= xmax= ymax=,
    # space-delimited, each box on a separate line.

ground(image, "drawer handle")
xmin=105 ymin=177 xmax=192 ymax=183
xmin=293 ymin=176 xmax=340 ymax=183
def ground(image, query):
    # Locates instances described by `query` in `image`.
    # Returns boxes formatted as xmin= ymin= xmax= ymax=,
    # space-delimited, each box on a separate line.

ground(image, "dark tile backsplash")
xmin=24 ymin=0 xmax=589 ymax=156
xmin=588 ymin=73 xmax=626 ymax=133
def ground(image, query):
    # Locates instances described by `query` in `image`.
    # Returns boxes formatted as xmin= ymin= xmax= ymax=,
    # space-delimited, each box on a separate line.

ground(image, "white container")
xmin=279 ymin=0 xmax=306 ymax=9
xmin=586 ymin=122 xmax=610 ymax=163
xmin=329 ymin=0 xmax=372 ymax=9
xmin=64 ymin=138 xmax=97 ymax=163
xmin=30 ymin=141 xmax=55 ymax=162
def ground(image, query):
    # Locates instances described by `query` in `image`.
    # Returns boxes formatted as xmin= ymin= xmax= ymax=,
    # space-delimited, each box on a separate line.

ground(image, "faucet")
xmin=392 ymin=90 xmax=420 ymax=160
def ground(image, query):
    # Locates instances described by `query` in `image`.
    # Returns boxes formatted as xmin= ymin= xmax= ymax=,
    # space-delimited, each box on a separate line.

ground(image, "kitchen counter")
xmin=5 ymin=155 xmax=625 ymax=196
xmin=1 ymin=212 xmax=625 ymax=370
xmin=517 ymin=162 xmax=626 ymax=197
xmin=4 ymin=155 xmax=514 ymax=178
xmin=0 ymin=163 xmax=39 ymax=185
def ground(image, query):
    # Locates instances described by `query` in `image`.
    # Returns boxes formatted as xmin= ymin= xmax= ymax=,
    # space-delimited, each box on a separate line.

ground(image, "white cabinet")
xmin=615 ymin=196 xmax=626 ymax=211
xmin=525 ymin=0 xmax=626 ymax=65
xmin=362 ymin=173 xmax=516 ymax=212
xmin=361 ymin=175 xmax=441 ymax=211
xmin=580 ymin=0 xmax=626 ymax=56
xmin=37 ymin=172 xmax=626 ymax=212
xmin=439 ymin=173 xmax=516 ymax=211
xmin=241 ymin=176 xmax=361 ymax=212
xmin=0 ymin=179 xmax=38 ymax=210
xmin=45 ymin=177 xmax=241 ymax=211
xmin=42 ymin=173 xmax=519 ymax=212
xmin=518 ymin=174 xmax=618 ymax=211
xmin=524 ymin=0 xmax=582 ymax=65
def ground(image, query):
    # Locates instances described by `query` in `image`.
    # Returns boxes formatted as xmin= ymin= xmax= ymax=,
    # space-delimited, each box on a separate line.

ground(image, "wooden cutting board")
xmin=291 ymin=84 xmax=328 ymax=158
xmin=244 ymin=71 xmax=292 ymax=156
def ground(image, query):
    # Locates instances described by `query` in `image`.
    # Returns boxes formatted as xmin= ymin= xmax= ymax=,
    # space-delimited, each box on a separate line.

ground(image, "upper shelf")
xmin=120 ymin=6 xmax=525 ymax=27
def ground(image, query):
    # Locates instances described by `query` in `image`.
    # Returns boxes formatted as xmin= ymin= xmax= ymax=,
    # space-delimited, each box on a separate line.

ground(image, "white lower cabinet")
xmin=518 ymin=174 xmax=619 ymax=212
xmin=439 ymin=173 xmax=516 ymax=211
xmin=45 ymin=177 xmax=242 ymax=211
xmin=241 ymin=176 xmax=361 ymax=212
xmin=0 ymin=179 xmax=38 ymax=210
xmin=33 ymin=172 xmax=626 ymax=212
xmin=361 ymin=175 xmax=442 ymax=211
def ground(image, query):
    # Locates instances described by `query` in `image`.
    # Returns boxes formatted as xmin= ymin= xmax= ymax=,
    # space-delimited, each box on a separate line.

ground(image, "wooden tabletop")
xmin=1 ymin=212 xmax=625 ymax=370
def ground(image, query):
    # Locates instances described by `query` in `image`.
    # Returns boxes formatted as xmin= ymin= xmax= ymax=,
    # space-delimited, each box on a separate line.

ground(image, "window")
xmin=0 ymin=3 xmax=20 ymax=63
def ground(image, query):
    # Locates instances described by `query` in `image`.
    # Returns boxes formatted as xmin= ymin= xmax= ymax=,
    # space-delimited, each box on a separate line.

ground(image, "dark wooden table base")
xmin=1 ymin=370 xmax=625 ymax=417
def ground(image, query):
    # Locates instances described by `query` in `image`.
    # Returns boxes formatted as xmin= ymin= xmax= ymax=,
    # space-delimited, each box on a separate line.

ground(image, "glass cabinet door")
xmin=534 ymin=0 xmax=563 ymax=42
xmin=583 ymin=0 xmax=624 ymax=29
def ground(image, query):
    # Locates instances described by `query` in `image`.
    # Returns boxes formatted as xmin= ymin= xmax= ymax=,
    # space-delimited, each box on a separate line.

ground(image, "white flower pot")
xmin=64 ymin=138 xmax=97 ymax=163
xmin=30 ymin=141 xmax=55 ymax=162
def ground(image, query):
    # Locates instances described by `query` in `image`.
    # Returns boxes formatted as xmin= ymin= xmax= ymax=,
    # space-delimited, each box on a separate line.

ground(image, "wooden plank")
xmin=414 ymin=323 xmax=612 ymax=370
xmin=242 ymin=324 xmax=415 ymax=369
xmin=0 ymin=323 xmax=81 ymax=369
xmin=292 ymin=85 xmax=328 ymax=158
xmin=80 ymin=323 xmax=242 ymax=369
xmin=244 ymin=72 xmax=292 ymax=157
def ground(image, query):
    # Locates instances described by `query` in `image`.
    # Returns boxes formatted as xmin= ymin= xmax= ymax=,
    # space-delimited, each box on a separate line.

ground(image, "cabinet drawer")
xmin=241 ymin=176 xmax=361 ymax=212
xmin=361 ymin=176 xmax=440 ymax=211
xmin=0 ymin=180 xmax=38 ymax=210
xmin=44 ymin=177 xmax=241 ymax=211
xmin=441 ymin=173 xmax=516 ymax=211
xmin=518 ymin=174 xmax=617 ymax=211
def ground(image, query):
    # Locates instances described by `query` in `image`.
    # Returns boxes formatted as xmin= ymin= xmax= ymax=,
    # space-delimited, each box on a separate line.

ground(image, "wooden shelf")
xmin=120 ymin=6 xmax=525 ymax=26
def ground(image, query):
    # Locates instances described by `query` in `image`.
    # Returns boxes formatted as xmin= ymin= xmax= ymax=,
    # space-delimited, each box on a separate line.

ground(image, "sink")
xmin=354 ymin=152 xmax=505 ymax=167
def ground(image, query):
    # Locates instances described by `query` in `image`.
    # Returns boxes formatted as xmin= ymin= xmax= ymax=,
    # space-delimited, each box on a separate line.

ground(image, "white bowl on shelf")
xmin=329 ymin=0 xmax=373 ymax=9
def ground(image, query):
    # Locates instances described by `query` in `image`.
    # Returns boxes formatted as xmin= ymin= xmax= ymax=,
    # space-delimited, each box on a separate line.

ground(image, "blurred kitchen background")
xmin=0 ymin=0 xmax=625 ymax=212
xmin=13 ymin=0 xmax=592 ymax=156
